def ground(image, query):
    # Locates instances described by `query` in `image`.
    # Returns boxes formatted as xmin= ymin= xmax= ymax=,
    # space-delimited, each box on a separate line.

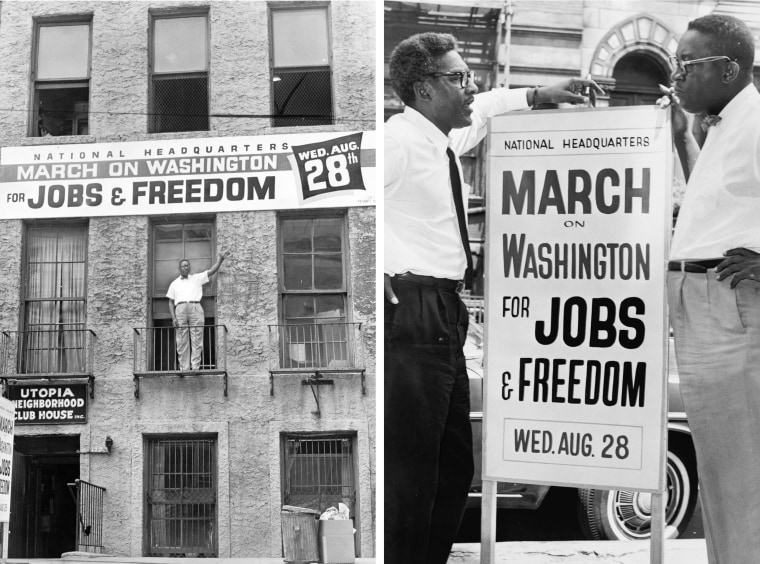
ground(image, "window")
xmin=151 ymin=221 xmax=217 ymax=370
xmin=32 ymin=20 xmax=91 ymax=137
xmin=279 ymin=215 xmax=349 ymax=368
xmin=150 ymin=12 xmax=209 ymax=133
xmin=282 ymin=433 xmax=356 ymax=517
xmin=145 ymin=436 xmax=217 ymax=556
xmin=270 ymin=5 xmax=333 ymax=127
xmin=23 ymin=224 xmax=87 ymax=373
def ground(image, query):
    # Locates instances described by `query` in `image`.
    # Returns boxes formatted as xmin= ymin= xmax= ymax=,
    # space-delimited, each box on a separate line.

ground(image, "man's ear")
xmin=722 ymin=60 xmax=740 ymax=84
xmin=414 ymin=80 xmax=431 ymax=102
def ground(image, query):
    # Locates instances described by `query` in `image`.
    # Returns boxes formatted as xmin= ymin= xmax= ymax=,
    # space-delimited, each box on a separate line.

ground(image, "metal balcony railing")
xmin=268 ymin=322 xmax=367 ymax=415
xmin=67 ymin=479 xmax=106 ymax=553
xmin=461 ymin=295 xmax=485 ymax=325
xmin=268 ymin=322 xmax=365 ymax=372
xmin=132 ymin=324 xmax=228 ymax=397
xmin=0 ymin=327 xmax=96 ymax=377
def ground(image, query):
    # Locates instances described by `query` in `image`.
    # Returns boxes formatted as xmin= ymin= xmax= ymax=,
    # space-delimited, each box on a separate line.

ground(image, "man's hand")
xmin=384 ymin=274 xmax=398 ymax=305
xmin=537 ymin=78 xmax=604 ymax=106
xmin=172 ymin=318 xmax=179 ymax=327
xmin=716 ymin=248 xmax=760 ymax=288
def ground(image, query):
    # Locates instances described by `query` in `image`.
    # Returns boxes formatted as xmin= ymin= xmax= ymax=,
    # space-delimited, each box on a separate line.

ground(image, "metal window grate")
xmin=145 ymin=438 xmax=217 ymax=556
xmin=151 ymin=74 xmax=209 ymax=133
xmin=283 ymin=435 xmax=356 ymax=515
xmin=273 ymin=68 xmax=333 ymax=127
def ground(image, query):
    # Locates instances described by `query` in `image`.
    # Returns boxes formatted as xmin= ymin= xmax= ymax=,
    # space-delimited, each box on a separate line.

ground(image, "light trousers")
xmin=175 ymin=302 xmax=205 ymax=371
xmin=668 ymin=270 xmax=760 ymax=563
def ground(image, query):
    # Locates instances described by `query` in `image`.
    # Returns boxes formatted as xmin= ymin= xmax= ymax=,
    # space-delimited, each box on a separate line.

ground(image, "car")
xmin=463 ymin=300 xmax=700 ymax=540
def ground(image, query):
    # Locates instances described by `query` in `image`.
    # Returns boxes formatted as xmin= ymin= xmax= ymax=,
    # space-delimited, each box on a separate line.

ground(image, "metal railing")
xmin=132 ymin=324 xmax=227 ymax=374
xmin=268 ymin=322 xmax=365 ymax=371
xmin=67 ymin=479 xmax=106 ymax=553
xmin=0 ymin=327 xmax=96 ymax=376
xmin=461 ymin=295 xmax=485 ymax=325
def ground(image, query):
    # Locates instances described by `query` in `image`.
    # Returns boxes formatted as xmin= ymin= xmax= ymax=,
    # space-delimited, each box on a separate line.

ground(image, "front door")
xmin=9 ymin=436 xmax=79 ymax=558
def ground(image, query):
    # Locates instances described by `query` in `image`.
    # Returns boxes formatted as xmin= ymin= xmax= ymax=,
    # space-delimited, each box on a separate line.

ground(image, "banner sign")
xmin=9 ymin=383 xmax=87 ymax=425
xmin=0 ymin=398 xmax=13 ymax=521
xmin=0 ymin=131 xmax=376 ymax=219
xmin=484 ymin=106 xmax=671 ymax=491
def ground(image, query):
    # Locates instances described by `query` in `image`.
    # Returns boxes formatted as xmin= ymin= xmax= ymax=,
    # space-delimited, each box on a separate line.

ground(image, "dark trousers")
xmin=384 ymin=277 xmax=474 ymax=564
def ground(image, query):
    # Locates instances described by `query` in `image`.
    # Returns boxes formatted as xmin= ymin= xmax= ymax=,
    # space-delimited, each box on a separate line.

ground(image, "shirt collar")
xmin=402 ymin=105 xmax=451 ymax=154
xmin=717 ymin=83 xmax=759 ymax=126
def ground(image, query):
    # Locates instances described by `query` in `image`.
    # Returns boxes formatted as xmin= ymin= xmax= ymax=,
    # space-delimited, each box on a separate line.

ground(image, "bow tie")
xmin=700 ymin=115 xmax=722 ymax=131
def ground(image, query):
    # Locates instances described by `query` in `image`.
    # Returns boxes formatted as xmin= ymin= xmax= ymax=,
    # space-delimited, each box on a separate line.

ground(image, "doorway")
xmin=9 ymin=435 xmax=79 ymax=558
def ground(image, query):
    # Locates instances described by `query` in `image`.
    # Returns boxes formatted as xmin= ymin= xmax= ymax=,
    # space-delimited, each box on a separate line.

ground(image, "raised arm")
xmin=207 ymin=250 xmax=229 ymax=277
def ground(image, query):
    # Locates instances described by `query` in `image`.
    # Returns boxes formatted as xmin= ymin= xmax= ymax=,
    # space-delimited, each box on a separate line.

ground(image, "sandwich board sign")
xmin=482 ymin=106 xmax=672 ymax=562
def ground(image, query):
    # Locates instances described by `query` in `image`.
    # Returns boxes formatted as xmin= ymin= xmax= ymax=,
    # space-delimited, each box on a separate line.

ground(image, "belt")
xmin=174 ymin=301 xmax=201 ymax=306
xmin=667 ymin=259 xmax=723 ymax=273
xmin=394 ymin=272 xmax=464 ymax=293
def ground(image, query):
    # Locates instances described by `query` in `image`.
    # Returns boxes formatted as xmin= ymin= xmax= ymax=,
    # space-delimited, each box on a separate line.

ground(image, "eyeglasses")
xmin=424 ymin=70 xmax=475 ymax=88
xmin=669 ymin=55 xmax=732 ymax=75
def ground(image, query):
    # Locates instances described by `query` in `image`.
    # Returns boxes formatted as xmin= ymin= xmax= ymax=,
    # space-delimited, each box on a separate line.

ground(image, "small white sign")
xmin=0 ymin=397 xmax=15 ymax=522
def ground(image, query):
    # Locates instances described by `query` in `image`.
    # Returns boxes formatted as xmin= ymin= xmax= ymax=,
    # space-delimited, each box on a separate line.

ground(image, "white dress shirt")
xmin=385 ymin=88 xmax=530 ymax=279
xmin=167 ymin=271 xmax=209 ymax=303
xmin=670 ymin=84 xmax=760 ymax=260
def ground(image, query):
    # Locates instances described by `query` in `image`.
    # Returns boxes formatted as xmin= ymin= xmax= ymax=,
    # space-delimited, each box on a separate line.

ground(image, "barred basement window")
xmin=145 ymin=437 xmax=217 ymax=557
xmin=31 ymin=20 xmax=91 ymax=137
xmin=150 ymin=13 xmax=209 ymax=133
xmin=270 ymin=5 xmax=333 ymax=127
xmin=282 ymin=434 xmax=357 ymax=517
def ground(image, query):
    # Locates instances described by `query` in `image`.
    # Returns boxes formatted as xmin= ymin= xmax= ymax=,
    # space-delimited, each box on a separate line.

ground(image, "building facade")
xmin=0 ymin=0 xmax=376 ymax=558
xmin=385 ymin=0 xmax=760 ymax=295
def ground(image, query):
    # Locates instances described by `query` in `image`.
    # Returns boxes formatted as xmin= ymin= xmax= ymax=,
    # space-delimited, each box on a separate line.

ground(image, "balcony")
xmin=0 ymin=327 xmax=96 ymax=397
xmin=268 ymin=322 xmax=367 ymax=413
xmin=132 ymin=324 xmax=228 ymax=398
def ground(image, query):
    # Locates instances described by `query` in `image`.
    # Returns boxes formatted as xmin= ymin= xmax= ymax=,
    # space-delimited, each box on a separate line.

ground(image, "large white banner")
xmin=484 ymin=106 xmax=671 ymax=491
xmin=0 ymin=398 xmax=13 ymax=522
xmin=0 ymin=131 xmax=375 ymax=219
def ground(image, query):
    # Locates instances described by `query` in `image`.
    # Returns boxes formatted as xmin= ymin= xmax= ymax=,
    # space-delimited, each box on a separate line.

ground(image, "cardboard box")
xmin=318 ymin=519 xmax=355 ymax=564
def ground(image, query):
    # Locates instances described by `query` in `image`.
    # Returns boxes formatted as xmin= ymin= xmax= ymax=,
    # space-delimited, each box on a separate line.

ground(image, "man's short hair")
xmin=179 ymin=259 xmax=190 ymax=267
xmin=389 ymin=32 xmax=458 ymax=106
xmin=688 ymin=14 xmax=755 ymax=73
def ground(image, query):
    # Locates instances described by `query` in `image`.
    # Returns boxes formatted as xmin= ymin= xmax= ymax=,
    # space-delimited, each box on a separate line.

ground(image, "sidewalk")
xmin=4 ymin=555 xmax=376 ymax=564
xmin=450 ymin=540 xmax=708 ymax=563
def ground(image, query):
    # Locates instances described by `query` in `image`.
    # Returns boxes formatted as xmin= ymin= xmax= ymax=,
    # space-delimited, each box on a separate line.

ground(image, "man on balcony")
xmin=167 ymin=252 xmax=228 ymax=372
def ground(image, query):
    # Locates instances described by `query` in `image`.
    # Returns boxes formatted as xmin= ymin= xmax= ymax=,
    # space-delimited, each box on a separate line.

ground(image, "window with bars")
xmin=23 ymin=224 xmax=88 ymax=373
xmin=144 ymin=436 xmax=217 ymax=556
xmin=150 ymin=13 xmax=209 ymax=133
xmin=270 ymin=5 xmax=333 ymax=127
xmin=31 ymin=20 xmax=91 ymax=137
xmin=282 ymin=434 xmax=357 ymax=517
xmin=150 ymin=221 xmax=217 ymax=371
xmin=279 ymin=215 xmax=349 ymax=368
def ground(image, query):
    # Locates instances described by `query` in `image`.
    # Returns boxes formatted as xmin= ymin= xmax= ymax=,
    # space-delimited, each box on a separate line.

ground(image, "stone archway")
xmin=590 ymin=13 xmax=678 ymax=79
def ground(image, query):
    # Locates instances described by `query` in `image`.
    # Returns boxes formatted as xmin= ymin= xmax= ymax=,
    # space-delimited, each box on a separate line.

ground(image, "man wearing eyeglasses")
xmin=384 ymin=32 xmax=601 ymax=564
xmin=664 ymin=14 xmax=760 ymax=563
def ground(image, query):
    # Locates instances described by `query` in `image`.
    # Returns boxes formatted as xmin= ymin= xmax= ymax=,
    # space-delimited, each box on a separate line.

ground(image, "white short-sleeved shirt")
xmin=670 ymin=84 xmax=760 ymax=260
xmin=166 ymin=271 xmax=209 ymax=303
xmin=385 ymin=88 xmax=530 ymax=279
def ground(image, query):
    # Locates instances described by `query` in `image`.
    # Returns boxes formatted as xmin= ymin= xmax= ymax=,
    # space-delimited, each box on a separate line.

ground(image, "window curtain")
xmin=25 ymin=227 xmax=86 ymax=373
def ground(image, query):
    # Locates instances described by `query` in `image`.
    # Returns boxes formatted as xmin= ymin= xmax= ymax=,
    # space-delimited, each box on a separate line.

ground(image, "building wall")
xmin=0 ymin=0 xmax=375 ymax=557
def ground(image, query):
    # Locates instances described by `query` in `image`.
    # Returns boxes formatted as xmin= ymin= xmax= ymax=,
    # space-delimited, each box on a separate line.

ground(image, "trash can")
xmin=281 ymin=505 xmax=320 ymax=563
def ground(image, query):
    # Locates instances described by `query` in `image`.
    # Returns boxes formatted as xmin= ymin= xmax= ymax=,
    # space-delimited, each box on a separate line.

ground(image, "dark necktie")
xmin=446 ymin=147 xmax=473 ymax=286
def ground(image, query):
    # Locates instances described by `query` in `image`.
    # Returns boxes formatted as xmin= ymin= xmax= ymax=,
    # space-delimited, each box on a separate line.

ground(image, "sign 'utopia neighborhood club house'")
xmin=0 ymin=130 xmax=376 ymax=219
xmin=484 ymin=106 xmax=672 ymax=492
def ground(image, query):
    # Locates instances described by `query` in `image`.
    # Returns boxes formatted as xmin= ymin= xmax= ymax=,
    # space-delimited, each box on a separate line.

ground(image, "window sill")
xmin=21 ymin=135 xmax=96 ymax=146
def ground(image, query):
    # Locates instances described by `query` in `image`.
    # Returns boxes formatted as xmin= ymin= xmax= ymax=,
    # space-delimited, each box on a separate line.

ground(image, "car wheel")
xmin=577 ymin=444 xmax=698 ymax=540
